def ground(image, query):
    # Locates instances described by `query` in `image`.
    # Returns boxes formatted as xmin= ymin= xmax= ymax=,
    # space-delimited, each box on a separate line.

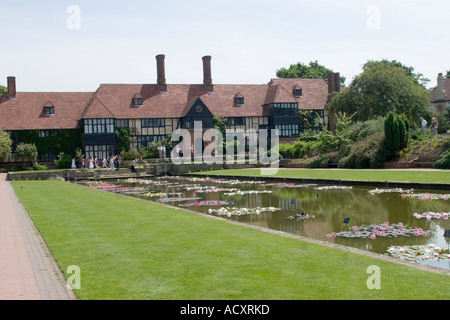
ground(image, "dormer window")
xmin=45 ymin=106 xmax=54 ymax=116
xmin=235 ymin=93 xmax=244 ymax=106
xmin=43 ymin=101 xmax=54 ymax=116
xmin=293 ymin=86 xmax=303 ymax=97
xmin=133 ymin=93 xmax=143 ymax=107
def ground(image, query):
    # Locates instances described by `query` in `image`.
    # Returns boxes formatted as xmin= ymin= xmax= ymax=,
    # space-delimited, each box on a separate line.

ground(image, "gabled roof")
xmin=267 ymin=78 xmax=329 ymax=110
xmin=82 ymin=78 xmax=330 ymax=120
xmin=0 ymin=92 xmax=94 ymax=131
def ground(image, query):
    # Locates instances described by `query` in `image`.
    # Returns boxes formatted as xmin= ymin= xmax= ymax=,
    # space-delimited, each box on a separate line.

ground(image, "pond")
xmin=79 ymin=175 xmax=450 ymax=270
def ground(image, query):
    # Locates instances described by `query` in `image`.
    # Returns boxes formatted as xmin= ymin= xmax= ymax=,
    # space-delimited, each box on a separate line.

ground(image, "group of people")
xmin=72 ymin=155 xmax=121 ymax=171
xmin=420 ymin=117 xmax=439 ymax=135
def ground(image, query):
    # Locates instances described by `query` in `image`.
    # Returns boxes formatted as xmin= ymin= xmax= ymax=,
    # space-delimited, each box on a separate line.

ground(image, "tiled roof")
xmin=430 ymin=77 xmax=450 ymax=102
xmin=0 ymin=78 xmax=330 ymax=131
xmin=267 ymin=78 xmax=329 ymax=109
xmin=83 ymin=79 xmax=329 ymax=120
xmin=0 ymin=92 xmax=94 ymax=131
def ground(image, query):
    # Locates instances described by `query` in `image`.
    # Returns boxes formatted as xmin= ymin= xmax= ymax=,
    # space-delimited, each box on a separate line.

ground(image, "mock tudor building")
xmin=0 ymin=55 xmax=339 ymax=163
xmin=429 ymin=72 xmax=450 ymax=113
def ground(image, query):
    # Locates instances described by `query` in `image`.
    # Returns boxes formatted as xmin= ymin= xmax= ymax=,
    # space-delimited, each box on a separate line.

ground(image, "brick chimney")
xmin=156 ymin=54 xmax=167 ymax=93
xmin=7 ymin=76 xmax=16 ymax=100
xmin=327 ymin=73 xmax=340 ymax=95
xmin=202 ymin=56 xmax=214 ymax=93
xmin=435 ymin=73 xmax=446 ymax=101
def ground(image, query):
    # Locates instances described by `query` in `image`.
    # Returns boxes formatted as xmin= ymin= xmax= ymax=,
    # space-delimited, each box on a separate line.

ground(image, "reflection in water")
xmin=80 ymin=176 xmax=450 ymax=270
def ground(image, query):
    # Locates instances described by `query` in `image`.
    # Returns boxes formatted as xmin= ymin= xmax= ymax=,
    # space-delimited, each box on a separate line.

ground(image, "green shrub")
xmin=55 ymin=152 xmax=73 ymax=169
xmin=16 ymin=143 xmax=38 ymax=167
xmin=33 ymin=163 xmax=48 ymax=171
xmin=338 ymin=132 xmax=389 ymax=169
xmin=121 ymin=150 xmax=140 ymax=160
xmin=434 ymin=149 xmax=450 ymax=169
xmin=307 ymin=154 xmax=330 ymax=168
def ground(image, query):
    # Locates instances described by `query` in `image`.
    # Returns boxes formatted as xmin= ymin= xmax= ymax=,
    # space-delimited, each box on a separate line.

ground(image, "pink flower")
xmin=398 ymin=222 xmax=403 ymax=226
xmin=422 ymin=232 xmax=428 ymax=237
xmin=352 ymin=226 xmax=357 ymax=231
xmin=326 ymin=234 xmax=331 ymax=238
xmin=370 ymin=234 xmax=376 ymax=239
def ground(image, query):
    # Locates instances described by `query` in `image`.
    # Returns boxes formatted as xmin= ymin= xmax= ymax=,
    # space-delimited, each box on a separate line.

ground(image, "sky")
xmin=0 ymin=0 xmax=448 ymax=92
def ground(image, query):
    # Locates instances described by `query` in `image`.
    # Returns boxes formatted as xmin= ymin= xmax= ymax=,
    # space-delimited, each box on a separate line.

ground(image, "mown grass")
xmin=12 ymin=180 xmax=450 ymax=300
xmin=195 ymin=168 xmax=450 ymax=184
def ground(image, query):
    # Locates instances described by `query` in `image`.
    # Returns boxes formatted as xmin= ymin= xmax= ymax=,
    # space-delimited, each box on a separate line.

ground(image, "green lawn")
xmin=194 ymin=168 xmax=450 ymax=184
xmin=12 ymin=180 xmax=450 ymax=300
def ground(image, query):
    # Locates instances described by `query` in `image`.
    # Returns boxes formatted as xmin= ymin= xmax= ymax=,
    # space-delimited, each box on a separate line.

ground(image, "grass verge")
xmin=12 ymin=180 xmax=450 ymax=300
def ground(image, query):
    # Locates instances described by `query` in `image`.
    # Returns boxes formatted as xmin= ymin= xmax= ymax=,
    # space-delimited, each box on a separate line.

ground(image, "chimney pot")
xmin=7 ymin=76 xmax=16 ymax=100
xmin=202 ymin=56 xmax=214 ymax=93
xmin=156 ymin=54 xmax=167 ymax=93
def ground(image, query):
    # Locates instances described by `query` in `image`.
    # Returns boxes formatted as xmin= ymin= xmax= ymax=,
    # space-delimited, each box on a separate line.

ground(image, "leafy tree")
xmin=364 ymin=59 xmax=430 ymax=87
xmin=0 ymin=129 xmax=13 ymax=160
xmin=327 ymin=60 xmax=431 ymax=126
xmin=276 ymin=61 xmax=346 ymax=86
xmin=0 ymin=84 xmax=6 ymax=95
xmin=15 ymin=143 xmax=38 ymax=167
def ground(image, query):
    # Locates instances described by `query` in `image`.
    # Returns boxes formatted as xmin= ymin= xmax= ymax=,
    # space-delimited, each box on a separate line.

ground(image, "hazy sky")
xmin=0 ymin=0 xmax=448 ymax=92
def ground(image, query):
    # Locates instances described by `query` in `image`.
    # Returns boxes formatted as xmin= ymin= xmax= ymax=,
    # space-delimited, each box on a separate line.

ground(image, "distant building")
xmin=430 ymin=72 xmax=450 ymax=113
xmin=0 ymin=55 xmax=339 ymax=163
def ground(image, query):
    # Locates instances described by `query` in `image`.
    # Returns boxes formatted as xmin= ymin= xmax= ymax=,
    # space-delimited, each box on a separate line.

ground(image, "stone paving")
xmin=0 ymin=174 xmax=75 ymax=300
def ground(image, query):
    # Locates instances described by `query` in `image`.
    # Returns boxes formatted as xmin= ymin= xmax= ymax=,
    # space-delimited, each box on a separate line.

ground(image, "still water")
xmin=80 ymin=175 xmax=450 ymax=270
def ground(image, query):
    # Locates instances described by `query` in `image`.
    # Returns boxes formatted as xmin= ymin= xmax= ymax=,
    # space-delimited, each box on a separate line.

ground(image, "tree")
xmin=0 ymin=129 xmax=13 ymax=160
xmin=327 ymin=60 xmax=431 ymax=126
xmin=276 ymin=61 xmax=346 ymax=86
xmin=15 ymin=143 xmax=38 ymax=167
xmin=364 ymin=59 xmax=430 ymax=87
xmin=384 ymin=112 xmax=410 ymax=154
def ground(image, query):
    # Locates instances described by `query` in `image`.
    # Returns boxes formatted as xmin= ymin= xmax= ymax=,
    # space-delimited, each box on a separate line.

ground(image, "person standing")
xmin=71 ymin=157 xmax=76 ymax=169
xmin=421 ymin=117 xmax=427 ymax=135
xmin=431 ymin=117 xmax=438 ymax=135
